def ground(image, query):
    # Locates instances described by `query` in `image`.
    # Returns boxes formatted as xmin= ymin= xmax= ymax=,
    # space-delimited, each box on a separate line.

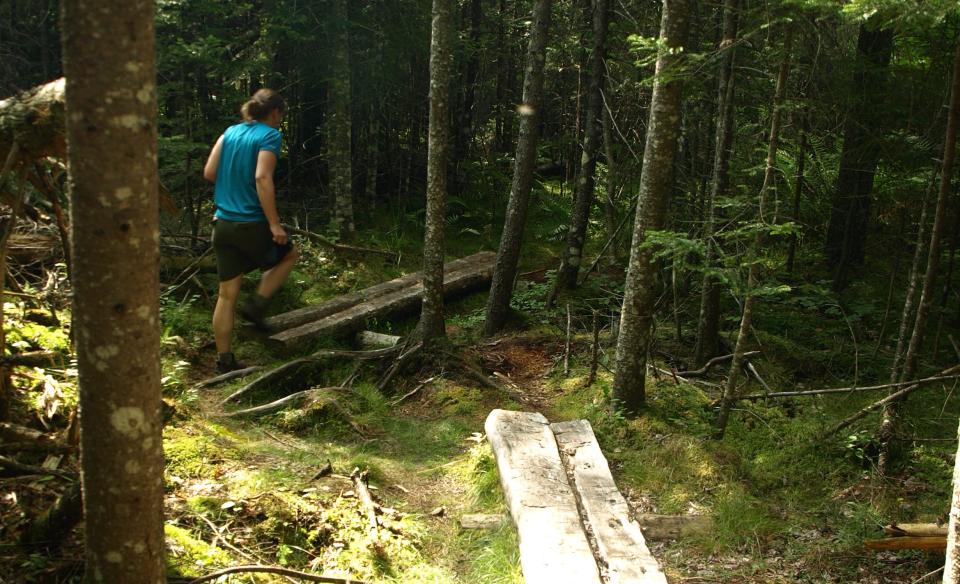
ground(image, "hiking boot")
xmin=238 ymin=295 xmax=270 ymax=332
xmin=216 ymin=352 xmax=247 ymax=374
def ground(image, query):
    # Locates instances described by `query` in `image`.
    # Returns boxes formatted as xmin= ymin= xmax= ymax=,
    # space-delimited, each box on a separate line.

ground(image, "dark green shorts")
xmin=212 ymin=219 xmax=293 ymax=282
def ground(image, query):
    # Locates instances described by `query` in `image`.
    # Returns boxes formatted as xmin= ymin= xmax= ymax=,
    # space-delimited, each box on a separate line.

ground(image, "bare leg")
xmin=257 ymin=247 xmax=298 ymax=299
xmin=213 ymin=276 xmax=243 ymax=354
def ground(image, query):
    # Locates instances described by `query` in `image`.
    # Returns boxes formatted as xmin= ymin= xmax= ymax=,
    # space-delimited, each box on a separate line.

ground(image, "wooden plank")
xmin=484 ymin=410 xmax=602 ymax=584
xmin=270 ymin=256 xmax=495 ymax=346
xmin=265 ymin=251 xmax=494 ymax=331
xmin=551 ymin=419 xmax=669 ymax=584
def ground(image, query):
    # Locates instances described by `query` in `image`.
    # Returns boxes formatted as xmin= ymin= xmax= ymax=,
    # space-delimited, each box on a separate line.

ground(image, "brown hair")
xmin=241 ymin=88 xmax=286 ymax=121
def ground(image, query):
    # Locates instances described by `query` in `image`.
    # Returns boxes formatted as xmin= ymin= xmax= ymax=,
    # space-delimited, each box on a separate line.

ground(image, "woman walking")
xmin=204 ymin=89 xmax=298 ymax=372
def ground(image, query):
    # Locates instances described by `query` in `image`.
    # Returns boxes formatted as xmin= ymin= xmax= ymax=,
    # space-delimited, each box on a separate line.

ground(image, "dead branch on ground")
xmin=283 ymin=224 xmax=397 ymax=261
xmin=185 ymin=565 xmax=369 ymax=584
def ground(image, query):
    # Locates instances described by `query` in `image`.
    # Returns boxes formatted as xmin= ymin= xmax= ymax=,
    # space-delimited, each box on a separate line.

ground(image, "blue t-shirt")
xmin=214 ymin=121 xmax=282 ymax=222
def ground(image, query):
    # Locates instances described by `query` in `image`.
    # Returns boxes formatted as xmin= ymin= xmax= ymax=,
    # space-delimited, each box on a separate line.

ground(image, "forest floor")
xmin=2 ymin=217 xmax=958 ymax=583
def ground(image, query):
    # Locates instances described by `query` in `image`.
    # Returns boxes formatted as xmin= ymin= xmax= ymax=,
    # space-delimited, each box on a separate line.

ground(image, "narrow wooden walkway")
xmin=264 ymin=251 xmax=495 ymax=346
xmin=485 ymin=409 xmax=669 ymax=584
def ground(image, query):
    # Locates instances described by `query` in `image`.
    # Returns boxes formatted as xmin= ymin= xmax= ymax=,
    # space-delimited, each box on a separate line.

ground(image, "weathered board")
xmin=269 ymin=255 xmax=495 ymax=346
xmin=265 ymin=251 xmax=495 ymax=331
xmin=552 ymin=419 xmax=669 ymax=584
xmin=484 ymin=409 xmax=603 ymax=584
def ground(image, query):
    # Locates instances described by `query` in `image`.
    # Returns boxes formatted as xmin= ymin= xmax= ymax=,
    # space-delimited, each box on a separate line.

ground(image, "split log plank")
xmin=864 ymin=536 xmax=946 ymax=551
xmin=271 ymin=256 xmax=496 ymax=346
xmin=484 ymin=409 xmax=602 ymax=584
xmin=266 ymin=251 xmax=494 ymax=332
xmin=552 ymin=420 xmax=669 ymax=584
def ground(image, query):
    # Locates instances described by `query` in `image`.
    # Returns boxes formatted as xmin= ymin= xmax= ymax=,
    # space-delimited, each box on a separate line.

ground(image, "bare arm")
xmin=255 ymin=150 xmax=287 ymax=245
xmin=203 ymin=135 xmax=224 ymax=182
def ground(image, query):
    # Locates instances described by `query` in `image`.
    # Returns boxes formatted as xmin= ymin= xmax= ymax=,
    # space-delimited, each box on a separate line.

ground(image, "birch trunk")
xmin=61 ymin=0 xmax=166 ymax=579
xmin=329 ymin=0 xmax=354 ymax=238
xmin=611 ymin=0 xmax=689 ymax=413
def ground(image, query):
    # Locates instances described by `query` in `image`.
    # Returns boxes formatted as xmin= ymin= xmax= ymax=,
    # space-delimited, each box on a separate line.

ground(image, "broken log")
xmin=459 ymin=514 xmax=506 ymax=530
xmin=265 ymin=251 xmax=494 ymax=332
xmin=634 ymin=514 xmax=712 ymax=540
xmin=884 ymin=523 xmax=948 ymax=538
xmin=356 ymin=331 xmax=400 ymax=349
xmin=0 ymin=351 xmax=61 ymax=368
xmin=270 ymin=257 xmax=496 ymax=346
xmin=0 ymin=78 xmax=66 ymax=174
xmin=864 ymin=536 xmax=946 ymax=551
xmin=351 ymin=468 xmax=381 ymax=545
xmin=21 ymin=480 xmax=82 ymax=549
xmin=552 ymin=419 xmax=669 ymax=583
xmin=485 ymin=409 xmax=602 ymax=584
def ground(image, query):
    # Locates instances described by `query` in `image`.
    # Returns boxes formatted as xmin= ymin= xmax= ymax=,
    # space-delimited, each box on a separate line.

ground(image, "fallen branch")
xmin=675 ymin=351 xmax=761 ymax=378
xmin=0 ymin=441 xmax=73 ymax=454
xmin=351 ymin=467 xmax=381 ymax=545
xmin=884 ymin=523 xmax=948 ymax=538
xmin=822 ymin=365 xmax=960 ymax=438
xmin=221 ymin=346 xmax=400 ymax=405
xmin=283 ymin=224 xmax=397 ymax=260
xmin=0 ymin=351 xmax=61 ymax=368
xmin=196 ymin=366 xmax=264 ymax=389
xmin=739 ymin=373 xmax=960 ymax=401
xmin=186 ymin=565 xmax=369 ymax=584
xmin=0 ymin=454 xmax=75 ymax=480
xmin=223 ymin=388 xmax=340 ymax=418
xmin=390 ymin=375 xmax=439 ymax=406
xmin=377 ymin=340 xmax=423 ymax=392
xmin=20 ymin=480 xmax=82 ymax=549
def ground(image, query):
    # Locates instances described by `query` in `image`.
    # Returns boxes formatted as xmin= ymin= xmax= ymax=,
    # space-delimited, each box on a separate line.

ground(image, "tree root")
xmin=184 ymin=565 xmax=369 ymax=584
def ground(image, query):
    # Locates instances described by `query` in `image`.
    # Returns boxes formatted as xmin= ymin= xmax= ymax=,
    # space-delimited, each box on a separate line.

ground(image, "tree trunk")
xmin=483 ymin=0 xmax=552 ymax=336
xmin=552 ymin=0 xmax=609 ymax=295
xmin=825 ymin=20 xmax=894 ymax=289
xmin=418 ymin=0 xmax=453 ymax=342
xmin=879 ymin=31 xmax=960 ymax=474
xmin=611 ymin=0 xmax=689 ymax=413
xmin=328 ymin=0 xmax=354 ymax=238
xmin=714 ymin=30 xmax=792 ymax=439
xmin=946 ymin=418 xmax=960 ymax=582
xmin=600 ymin=100 xmax=619 ymax=264
xmin=693 ymin=0 xmax=739 ymax=367
xmin=786 ymin=114 xmax=805 ymax=273
xmin=61 ymin=0 xmax=166 ymax=580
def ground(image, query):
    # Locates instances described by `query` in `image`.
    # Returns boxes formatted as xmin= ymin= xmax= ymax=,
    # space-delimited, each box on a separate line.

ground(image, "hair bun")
xmin=241 ymin=88 xmax=285 ymax=121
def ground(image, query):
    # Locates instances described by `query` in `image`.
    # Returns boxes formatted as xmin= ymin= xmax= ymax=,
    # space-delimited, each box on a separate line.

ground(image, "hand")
xmin=270 ymin=223 xmax=288 ymax=246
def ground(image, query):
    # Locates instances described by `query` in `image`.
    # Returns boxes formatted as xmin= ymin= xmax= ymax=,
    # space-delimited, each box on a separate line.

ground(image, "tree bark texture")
xmin=946 ymin=418 xmax=960 ymax=582
xmin=879 ymin=31 xmax=960 ymax=475
xmin=61 ymin=0 xmax=166 ymax=581
xmin=483 ymin=0 xmax=552 ymax=336
xmin=611 ymin=0 xmax=689 ymax=413
xmin=825 ymin=21 xmax=893 ymax=288
xmin=553 ymin=0 xmax=609 ymax=293
xmin=328 ymin=0 xmax=354 ymax=238
xmin=693 ymin=0 xmax=739 ymax=367
xmin=714 ymin=31 xmax=792 ymax=439
xmin=418 ymin=0 xmax=453 ymax=341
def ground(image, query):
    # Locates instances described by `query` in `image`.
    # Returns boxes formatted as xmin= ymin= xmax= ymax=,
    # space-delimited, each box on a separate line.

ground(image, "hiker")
xmin=203 ymin=88 xmax=298 ymax=373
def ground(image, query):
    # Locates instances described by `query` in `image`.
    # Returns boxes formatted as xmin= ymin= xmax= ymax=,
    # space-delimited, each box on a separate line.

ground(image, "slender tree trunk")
xmin=600 ymin=99 xmax=619 ymax=263
xmin=61 ymin=0 xmax=166 ymax=579
xmin=714 ymin=31 xmax=792 ymax=439
xmin=611 ymin=0 xmax=689 ymax=413
xmin=890 ymin=188 xmax=933 ymax=381
xmin=0 ymin=143 xmax=23 ymax=421
xmin=483 ymin=0 xmax=552 ymax=336
xmin=825 ymin=20 xmax=894 ymax=289
xmin=419 ymin=0 xmax=453 ymax=342
xmin=453 ymin=0 xmax=482 ymax=194
xmin=552 ymin=0 xmax=609 ymax=296
xmin=880 ymin=32 xmax=960 ymax=474
xmin=693 ymin=0 xmax=739 ymax=367
xmin=329 ymin=0 xmax=354 ymax=238
xmin=786 ymin=115 xmax=806 ymax=273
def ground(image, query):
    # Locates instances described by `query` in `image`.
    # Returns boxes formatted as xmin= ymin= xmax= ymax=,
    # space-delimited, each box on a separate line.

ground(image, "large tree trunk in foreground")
xmin=879 ymin=30 xmax=960 ymax=476
xmin=329 ymin=0 xmax=354 ymax=238
xmin=611 ymin=0 xmax=689 ymax=413
xmin=946 ymin=419 xmax=960 ymax=582
xmin=825 ymin=20 xmax=893 ymax=289
xmin=418 ymin=0 xmax=453 ymax=342
xmin=483 ymin=0 xmax=552 ymax=336
xmin=693 ymin=0 xmax=739 ymax=367
xmin=552 ymin=0 xmax=609 ymax=296
xmin=62 ymin=0 xmax=166 ymax=580
xmin=714 ymin=31 xmax=792 ymax=439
